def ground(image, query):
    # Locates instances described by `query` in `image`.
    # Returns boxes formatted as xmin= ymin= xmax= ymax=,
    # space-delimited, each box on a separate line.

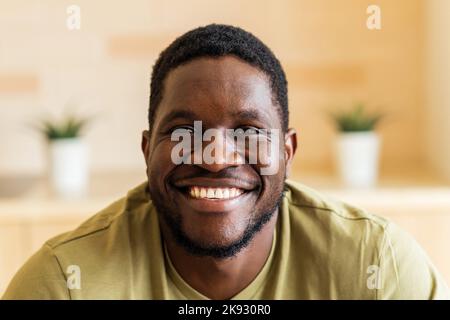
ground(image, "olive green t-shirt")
xmin=2 ymin=180 xmax=449 ymax=299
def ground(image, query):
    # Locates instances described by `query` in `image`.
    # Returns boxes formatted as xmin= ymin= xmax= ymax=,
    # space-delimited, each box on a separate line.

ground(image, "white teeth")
xmin=229 ymin=188 xmax=243 ymax=197
xmin=194 ymin=187 xmax=200 ymax=198
xmin=188 ymin=187 xmax=245 ymax=199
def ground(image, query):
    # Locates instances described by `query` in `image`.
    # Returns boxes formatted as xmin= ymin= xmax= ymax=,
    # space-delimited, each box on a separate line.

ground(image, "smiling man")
xmin=3 ymin=24 xmax=449 ymax=300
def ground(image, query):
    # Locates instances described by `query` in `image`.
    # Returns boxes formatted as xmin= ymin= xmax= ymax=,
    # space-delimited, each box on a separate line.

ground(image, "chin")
xmin=181 ymin=219 xmax=248 ymax=248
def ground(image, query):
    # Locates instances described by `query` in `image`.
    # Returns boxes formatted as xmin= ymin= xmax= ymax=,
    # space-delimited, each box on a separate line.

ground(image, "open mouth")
xmin=170 ymin=177 xmax=259 ymax=212
xmin=184 ymin=186 xmax=246 ymax=200
xmin=171 ymin=184 xmax=257 ymax=213
xmin=172 ymin=178 xmax=258 ymax=203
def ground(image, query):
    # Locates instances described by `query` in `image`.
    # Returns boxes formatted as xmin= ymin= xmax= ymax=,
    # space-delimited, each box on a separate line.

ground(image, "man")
xmin=3 ymin=24 xmax=449 ymax=300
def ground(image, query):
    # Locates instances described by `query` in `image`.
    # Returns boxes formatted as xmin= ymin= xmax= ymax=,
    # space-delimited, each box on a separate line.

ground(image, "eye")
xmin=170 ymin=125 xmax=195 ymax=134
xmin=238 ymin=126 xmax=264 ymax=135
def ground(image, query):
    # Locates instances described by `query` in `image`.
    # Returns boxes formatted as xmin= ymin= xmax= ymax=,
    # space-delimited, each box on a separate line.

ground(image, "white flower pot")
xmin=336 ymin=132 xmax=380 ymax=188
xmin=48 ymin=138 xmax=89 ymax=197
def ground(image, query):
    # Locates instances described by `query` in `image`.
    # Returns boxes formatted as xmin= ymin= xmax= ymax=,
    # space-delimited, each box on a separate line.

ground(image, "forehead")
xmin=154 ymin=56 xmax=280 ymax=128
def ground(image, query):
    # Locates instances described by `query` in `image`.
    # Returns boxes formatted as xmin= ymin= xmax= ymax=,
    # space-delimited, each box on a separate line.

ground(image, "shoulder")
xmin=46 ymin=182 xmax=150 ymax=250
xmin=285 ymin=179 xmax=389 ymax=236
xmin=2 ymin=243 xmax=69 ymax=299
xmin=2 ymin=182 xmax=153 ymax=299
xmin=284 ymin=179 xmax=450 ymax=299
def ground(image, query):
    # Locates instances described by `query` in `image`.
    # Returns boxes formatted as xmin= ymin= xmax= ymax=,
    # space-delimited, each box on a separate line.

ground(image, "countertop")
xmin=1 ymin=168 xmax=449 ymax=222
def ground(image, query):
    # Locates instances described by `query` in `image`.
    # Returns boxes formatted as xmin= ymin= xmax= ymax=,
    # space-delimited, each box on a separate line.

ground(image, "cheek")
xmin=254 ymin=143 xmax=287 ymax=205
xmin=250 ymin=136 xmax=285 ymax=177
xmin=256 ymin=174 xmax=285 ymax=214
xmin=146 ymin=141 xmax=176 ymax=185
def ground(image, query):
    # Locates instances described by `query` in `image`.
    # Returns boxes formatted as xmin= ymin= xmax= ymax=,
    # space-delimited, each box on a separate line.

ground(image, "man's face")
xmin=142 ymin=56 xmax=296 ymax=258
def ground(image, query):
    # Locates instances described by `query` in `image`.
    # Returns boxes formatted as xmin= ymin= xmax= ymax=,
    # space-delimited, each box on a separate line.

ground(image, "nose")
xmin=194 ymin=129 xmax=244 ymax=173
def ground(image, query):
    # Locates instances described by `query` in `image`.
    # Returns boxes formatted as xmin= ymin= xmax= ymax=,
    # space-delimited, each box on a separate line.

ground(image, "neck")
xmin=161 ymin=210 xmax=278 ymax=300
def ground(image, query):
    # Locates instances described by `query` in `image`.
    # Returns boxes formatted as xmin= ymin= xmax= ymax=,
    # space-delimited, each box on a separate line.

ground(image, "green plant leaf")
xmin=34 ymin=114 xmax=90 ymax=140
xmin=330 ymin=103 xmax=383 ymax=132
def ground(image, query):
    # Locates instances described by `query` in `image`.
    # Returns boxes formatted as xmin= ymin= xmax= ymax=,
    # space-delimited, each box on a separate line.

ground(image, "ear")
xmin=141 ymin=130 xmax=151 ymax=165
xmin=284 ymin=128 xmax=297 ymax=178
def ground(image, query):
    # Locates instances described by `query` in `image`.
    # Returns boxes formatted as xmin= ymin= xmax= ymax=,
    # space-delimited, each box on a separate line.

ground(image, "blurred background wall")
xmin=425 ymin=0 xmax=450 ymax=182
xmin=1 ymin=0 xmax=450 ymax=293
xmin=1 ymin=0 xmax=445 ymax=180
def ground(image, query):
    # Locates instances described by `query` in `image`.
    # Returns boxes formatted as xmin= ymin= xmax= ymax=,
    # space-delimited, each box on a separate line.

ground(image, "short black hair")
xmin=149 ymin=24 xmax=289 ymax=132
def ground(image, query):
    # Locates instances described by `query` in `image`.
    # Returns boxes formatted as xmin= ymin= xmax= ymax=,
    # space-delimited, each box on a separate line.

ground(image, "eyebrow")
xmin=231 ymin=109 xmax=270 ymax=124
xmin=160 ymin=108 xmax=271 ymax=126
xmin=160 ymin=110 xmax=197 ymax=124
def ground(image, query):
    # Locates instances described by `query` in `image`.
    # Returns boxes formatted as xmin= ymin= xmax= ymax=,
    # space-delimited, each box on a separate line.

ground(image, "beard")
xmin=148 ymin=182 xmax=286 ymax=259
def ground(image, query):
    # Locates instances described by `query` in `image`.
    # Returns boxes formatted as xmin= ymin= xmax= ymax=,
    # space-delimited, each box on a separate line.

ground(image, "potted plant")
xmin=37 ymin=115 xmax=90 ymax=197
xmin=331 ymin=103 xmax=383 ymax=188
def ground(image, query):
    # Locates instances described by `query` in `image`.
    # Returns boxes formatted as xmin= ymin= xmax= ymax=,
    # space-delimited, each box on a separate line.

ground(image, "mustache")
xmin=169 ymin=165 xmax=260 ymax=185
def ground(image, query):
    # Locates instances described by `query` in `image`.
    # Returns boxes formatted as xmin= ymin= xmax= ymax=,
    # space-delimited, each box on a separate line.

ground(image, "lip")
xmin=172 ymin=177 xmax=257 ymax=191
xmin=175 ymin=188 xmax=256 ymax=213
xmin=170 ymin=178 xmax=258 ymax=213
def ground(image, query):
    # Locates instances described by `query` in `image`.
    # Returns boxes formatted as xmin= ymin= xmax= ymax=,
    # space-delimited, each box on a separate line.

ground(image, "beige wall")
xmin=0 ymin=0 xmax=427 ymax=177
xmin=425 ymin=0 xmax=450 ymax=181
